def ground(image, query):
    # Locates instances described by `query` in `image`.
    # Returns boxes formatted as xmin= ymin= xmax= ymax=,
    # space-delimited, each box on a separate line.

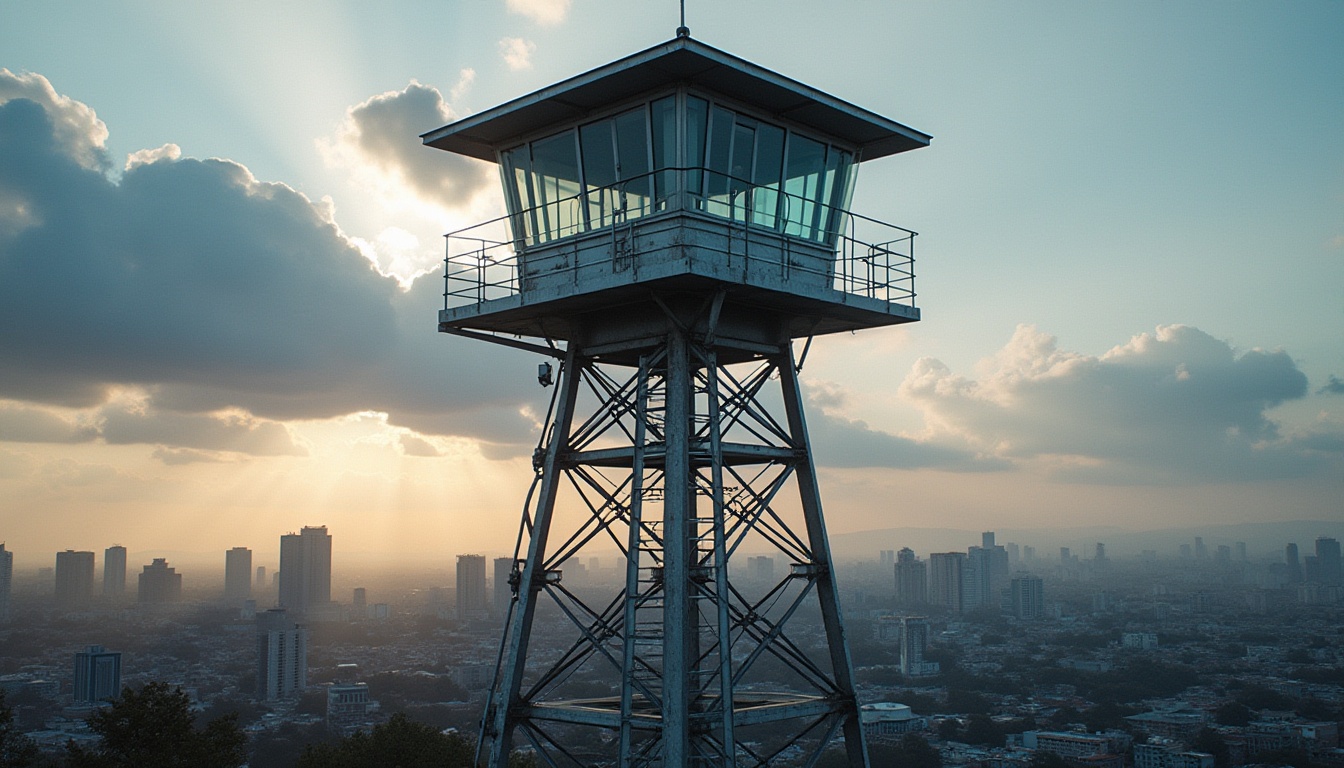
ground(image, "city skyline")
xmin=0 ymin=2 xmax=1340 ymax=561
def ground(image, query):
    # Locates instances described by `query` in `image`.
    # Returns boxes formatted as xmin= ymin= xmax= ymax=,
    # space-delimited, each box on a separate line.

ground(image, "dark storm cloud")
xmin=901 ymin=324 xmax=1337 ymax=483
xmin=0 ymin=83 xmax=539 ymax=454
xmin=1320 ymin=375 xmax=1344 ymax=396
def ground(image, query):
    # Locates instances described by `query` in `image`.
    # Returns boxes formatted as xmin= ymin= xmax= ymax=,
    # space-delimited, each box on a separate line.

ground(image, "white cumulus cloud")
xmin=505 ymin=0 xmax=571 ymax=26
xmin=499 ymin=37 xmax=537 ymax=70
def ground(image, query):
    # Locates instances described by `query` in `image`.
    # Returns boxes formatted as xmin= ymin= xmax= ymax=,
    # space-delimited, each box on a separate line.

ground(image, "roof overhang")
xmin=422 ymin=35 xmax=931 ymax=163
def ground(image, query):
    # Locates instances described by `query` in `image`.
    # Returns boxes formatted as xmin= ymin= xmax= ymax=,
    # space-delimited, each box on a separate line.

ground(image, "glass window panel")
xmin=502 ymin=146 xmax=537 ymax=245
xmin=727 ymin=123 xmax=755 ymax=221
xmin=684 ymin=97 xmax=709 ymax=200
xmin=580 ymin=120 xmax=617 ymax=230
xmin=529 ymin=130 xmax=581 ymax=243
xmin=614 ymin=109 xmax=651 ymax=219
xmin=705 ymin=106 xmax=735 ymax=216
xmin=751 ymin=123 xmax=785 ymax=229
xmin=782 ymin=134 xmax=826 ymax=241
xmin=650 ymin=96 xmax=677 ymax=206
xmin=824 ymin=150 xmax=855 ymax=242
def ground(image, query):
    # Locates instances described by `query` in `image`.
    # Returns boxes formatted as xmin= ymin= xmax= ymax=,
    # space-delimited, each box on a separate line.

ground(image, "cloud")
xmin=322 ymin=81 xmax=494 ymax=210
xmin=900 ymin=324 xmax=1335 ymax=483
xmin=0 ymin=402 xmax=97 ymax=443
xmin=806 ymin=406 xmax=1008 ymax=472
xmin=0 ymin=69 xmax=108 ymax=171
xmin=99 ymin=404 xmax=307 ymax=456
xmin=499 ymin=37 xmax=537 ymax=70
xmin=0 ymin=80 xmax=543 ymax=457
xmin=399 ymin=433 xmax=442 ymax=457
xmin=125 ymin=142 xmax=181 ymax=171
xmin=151 ymin=447 xmax=233 ymax=465
xmin=1319 ymin=375 xmax=1344 ymax=396
xmin=505 ymin=0 xmax=571 ymax=26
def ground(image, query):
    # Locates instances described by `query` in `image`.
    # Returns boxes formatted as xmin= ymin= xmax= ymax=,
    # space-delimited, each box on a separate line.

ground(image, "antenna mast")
xmin=676 ymin=0 xmax=689 ymax=37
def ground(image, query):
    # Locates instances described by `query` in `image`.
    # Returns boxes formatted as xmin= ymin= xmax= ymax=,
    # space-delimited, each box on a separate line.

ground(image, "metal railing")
xmin=443 ymin=167 xmax=916 ymax=311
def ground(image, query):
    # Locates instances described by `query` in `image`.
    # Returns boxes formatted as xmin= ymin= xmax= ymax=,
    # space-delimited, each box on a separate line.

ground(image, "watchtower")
xmin=424 ymin=32 xmax=930 ymax=768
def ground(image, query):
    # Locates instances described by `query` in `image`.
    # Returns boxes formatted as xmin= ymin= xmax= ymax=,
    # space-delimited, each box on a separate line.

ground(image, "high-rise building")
xmin=1011 ymin=573 xmax=1045 ymax=619
xmin=103 ymin=546 xmax=126 ymax=596
xmin=225 ymin=547 xmax=252 ymax=604
xmin=279 ymin=526 xmax=332 ymax=615
xmin=73 ymin=645 xmax=122 ymax=703
xmin=352 ymin=587 xmax=367 ymax=617
xmin=457 ymin=554 xmax=487 ymax=620
xmin=879 ymin=550 xmax=895 ymax=570
xmin=1194 ymin=537 xmax=1207 ymax=560
xmin=964 ymin=543 xmax=1009 ymax=611
xmin=1235 ymin=542 xmax=1248 ymax=561
xmin=928 ymin=552 xmax=965 ymax=613
xmin=256 ymin=565 xmax=267 ymax=587
xmin=55 ymin=550 xmax=95 ymax=607
xmin=1316 ymin=537 xmax=1341 ymax=585
xmin=746 ymin=555 xmax=775 ymax=581
xmin=982 ymin=531 xmax=996 ymax=549
xmin=898 ymin=617 xmax=939 ymax=677
xmin=257 ymin=608 xmax=307 ymax=700
xmin=138 ymin=558 xmax=182 ymax=603
xmin=894 ymin=548 xmax=927 ymax=606
xmin=326 ymin=682 xmax=372 ymax=736
xmin=493 ymin=557 xmax=514 ymax=617
xmin=0 ymin=543 xmax=12 ymax=623
xmin=1095 ymin=543 xmax=1107 ymax=563
xmin=1285 ymin=543 xmax=1304 ymax=583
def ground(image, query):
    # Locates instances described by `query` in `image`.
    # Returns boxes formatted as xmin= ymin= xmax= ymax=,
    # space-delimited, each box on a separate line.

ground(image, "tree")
xmin=295 ymin=713 xmax=474 ymax=768
xmin=1193 ymin=727 xmax=1231 ymax=768
xmin=964 ymin=714 xmax=1003 ymax=747
xmin=1214 ymin=701 xmax=1253 ymax=727
xmin=0 ymin=691 xmax=42 ymax=768
xmin=67 ymin=682 xmax=246 ymax=768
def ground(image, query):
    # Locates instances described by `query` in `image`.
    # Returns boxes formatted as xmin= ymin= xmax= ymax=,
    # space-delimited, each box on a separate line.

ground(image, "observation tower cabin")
xmin=424 ymin=34 xmax=931 ymax=363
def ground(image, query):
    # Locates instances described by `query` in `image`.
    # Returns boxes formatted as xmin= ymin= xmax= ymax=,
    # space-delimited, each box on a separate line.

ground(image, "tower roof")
xmin=422 ymin=35 xmax=930 ymax=162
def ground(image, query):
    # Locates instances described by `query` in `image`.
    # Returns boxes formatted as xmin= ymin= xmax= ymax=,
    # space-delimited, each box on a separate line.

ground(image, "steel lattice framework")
xmin=477 ymin=327 xmax=867 ymax=767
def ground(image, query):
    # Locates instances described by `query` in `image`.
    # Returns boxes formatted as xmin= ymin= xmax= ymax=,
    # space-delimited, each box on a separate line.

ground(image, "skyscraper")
xmin=457 ymin=554 xmax=487 ymax=620
xmin=964 ymin=542 xmax=1009 ymax=611
xmin=894 ymin=548 xmax=927 ymax=606
xmin=103 ymin=545 xmax=126 ymax=596
xmin=1010 ymin=573 xmax=1045 ymax=619
xmin=0 ymin=543 xmax=12 ymax=623
xmin=55 ymin=550 xmax=95 ymax=607
xmin=225 ymin=547 xmax=252 ymax=604
xmin=898 ymin=617 xmax=939 ymax=677
xmin=928 ymin=552 xmax=965 ymax=613
xmin=279 ymin=526 xmax=332 ymax=615
xmin=73 ymin=645 xmax=122 ymax=703
xmin=257 ymin=608 xmax=307 ymax=700
xmin=1286 ymin=543 xmax=1304 ymax=583
xmin=1316 ymin=537 xmax=1341 ymax=585
xmin=137 ymin=558 xmax=182 ymax=603
xmin=879 ymin=550 xmax=895 ymax=570
xmin=493 ymin=557 xmax=514 ymax=618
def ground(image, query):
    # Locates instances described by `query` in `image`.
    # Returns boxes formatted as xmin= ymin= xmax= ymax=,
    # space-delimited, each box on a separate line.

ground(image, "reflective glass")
xmin=782 ymin=134 xmax=826 ymax=241
xmin=580 ymin=121 xmax=617 ymax=229
xmin=614 ymin=109 xmax=651 ymax=219
xmin=705 ymin=106 xmax=735 ymax=216
xmin=529 ymin=131 xmax=581 ymax=243
xmin=684 ymin=97 xmax=709 ymax=199
xmin=751 ymin=123 xmax=785 ymax=228
xmin=650 ymin=96 xmax=677 ymax=205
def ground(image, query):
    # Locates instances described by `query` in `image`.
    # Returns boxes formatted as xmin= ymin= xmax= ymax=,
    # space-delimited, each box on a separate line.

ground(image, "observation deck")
xmin=426 ymin=35 xmax=931 ymax=360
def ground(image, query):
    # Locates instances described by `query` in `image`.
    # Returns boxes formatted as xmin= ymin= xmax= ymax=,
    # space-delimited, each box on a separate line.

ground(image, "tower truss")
xmin=478 ymin=318 xmax=868 ymax=767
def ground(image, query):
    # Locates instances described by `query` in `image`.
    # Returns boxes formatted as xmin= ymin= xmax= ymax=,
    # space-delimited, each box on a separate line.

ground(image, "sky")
xmin=1 ymin=0 xmax=1341 ymax=571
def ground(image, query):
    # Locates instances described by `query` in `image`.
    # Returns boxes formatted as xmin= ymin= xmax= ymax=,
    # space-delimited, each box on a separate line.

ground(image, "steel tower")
xmin=423 ymin=33 xmax=930 ymax=767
